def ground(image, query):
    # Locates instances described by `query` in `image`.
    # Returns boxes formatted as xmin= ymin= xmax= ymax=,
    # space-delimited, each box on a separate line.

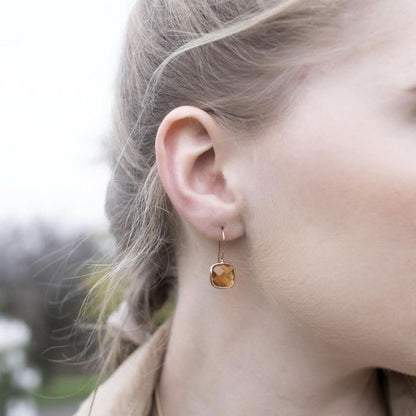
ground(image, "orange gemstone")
xmin=210 ymin=262 xmax=235 ymax=288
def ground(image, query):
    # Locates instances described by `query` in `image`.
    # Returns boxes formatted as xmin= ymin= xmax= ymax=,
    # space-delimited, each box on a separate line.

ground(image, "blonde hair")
xmin=84 ymin=0 xmax=387 ymax=408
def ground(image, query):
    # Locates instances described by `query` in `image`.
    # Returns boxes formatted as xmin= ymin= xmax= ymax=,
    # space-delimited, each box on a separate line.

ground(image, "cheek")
xmin=246 ymin=118 xmax=416 ymax=372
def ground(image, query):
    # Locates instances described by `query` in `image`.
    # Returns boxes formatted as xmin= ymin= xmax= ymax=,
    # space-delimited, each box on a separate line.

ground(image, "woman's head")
xmin=103 ymin=0 xmax=416 ymax=376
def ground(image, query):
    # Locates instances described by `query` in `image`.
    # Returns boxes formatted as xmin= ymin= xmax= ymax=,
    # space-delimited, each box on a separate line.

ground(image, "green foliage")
xmin=31 ymin=373 xmax=99 ymax=405
xmin=0 ymin=372 xmax=26 ymax=416
xmin=154 ymin=289 xmax=176 ymax=327
xmin=79 ymin=264 xmax=123 ymax=322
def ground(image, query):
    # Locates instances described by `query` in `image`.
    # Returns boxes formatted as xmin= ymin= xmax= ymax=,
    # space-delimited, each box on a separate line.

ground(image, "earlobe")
xmin=154 ymin=106 xmax=244 ymax=241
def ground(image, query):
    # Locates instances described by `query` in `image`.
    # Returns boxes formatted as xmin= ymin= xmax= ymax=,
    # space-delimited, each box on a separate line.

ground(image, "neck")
xmin=155 ymin=260 xmax=388 ymax=416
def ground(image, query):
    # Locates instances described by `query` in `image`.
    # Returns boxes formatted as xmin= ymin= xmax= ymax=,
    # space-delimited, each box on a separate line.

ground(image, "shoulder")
xmin=73 ymin=317 xmax=173 ymax=416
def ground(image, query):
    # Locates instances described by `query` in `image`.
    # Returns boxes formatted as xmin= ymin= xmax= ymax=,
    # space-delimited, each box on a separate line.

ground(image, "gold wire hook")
xmin=217 ymin=226 xmax=225 ymax=263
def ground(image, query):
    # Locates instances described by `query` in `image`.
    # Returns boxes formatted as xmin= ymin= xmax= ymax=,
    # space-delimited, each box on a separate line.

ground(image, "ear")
xmin=155 ymin=105 xmax=244 ymax=241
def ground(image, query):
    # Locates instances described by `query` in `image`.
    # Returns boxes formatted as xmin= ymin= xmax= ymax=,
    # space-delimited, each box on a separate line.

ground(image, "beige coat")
xmin=74 ymin=316 xmax=416 ymax=416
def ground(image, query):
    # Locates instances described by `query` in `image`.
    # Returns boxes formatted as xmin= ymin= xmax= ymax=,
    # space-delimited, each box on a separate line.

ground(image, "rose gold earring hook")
xmin=217 ymin=226 xmax=225 ymax=263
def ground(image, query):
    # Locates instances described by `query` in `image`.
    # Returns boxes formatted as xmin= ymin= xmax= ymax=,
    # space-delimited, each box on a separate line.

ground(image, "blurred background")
xmin=0 ymin=1 xmax=137 ymax=414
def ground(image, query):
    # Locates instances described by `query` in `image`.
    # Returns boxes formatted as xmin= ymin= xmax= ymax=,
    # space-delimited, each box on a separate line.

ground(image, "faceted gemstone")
xmin=210 ymin=262 xmax=235 ymax=288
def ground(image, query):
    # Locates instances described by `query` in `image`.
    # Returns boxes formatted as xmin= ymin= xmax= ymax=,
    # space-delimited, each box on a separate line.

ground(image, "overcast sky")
xmin=0 ymin=0 xmax=136 ymax=234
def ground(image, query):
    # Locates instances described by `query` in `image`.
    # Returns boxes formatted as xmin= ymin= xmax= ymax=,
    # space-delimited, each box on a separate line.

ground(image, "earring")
xmin=209 ymin=226 xmax=235 ymax=289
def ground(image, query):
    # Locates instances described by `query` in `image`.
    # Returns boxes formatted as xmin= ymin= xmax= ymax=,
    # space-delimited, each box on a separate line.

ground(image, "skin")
xmin=152 ymin=1 xmax=416 ymax=415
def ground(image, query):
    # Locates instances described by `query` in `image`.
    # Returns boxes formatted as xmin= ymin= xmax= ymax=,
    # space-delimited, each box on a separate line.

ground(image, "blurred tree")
xmin=0 ymin=218 xmax=114 ymax=378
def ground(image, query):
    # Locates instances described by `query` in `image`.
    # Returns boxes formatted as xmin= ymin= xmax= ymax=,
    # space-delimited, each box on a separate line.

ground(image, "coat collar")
xmin=383 ymin=368 xmax=416 ymax=415
xmin=74 ymin=316 xmax=416 ymax=416
xmin=74 ymin=317 xmax=173 ymax=416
